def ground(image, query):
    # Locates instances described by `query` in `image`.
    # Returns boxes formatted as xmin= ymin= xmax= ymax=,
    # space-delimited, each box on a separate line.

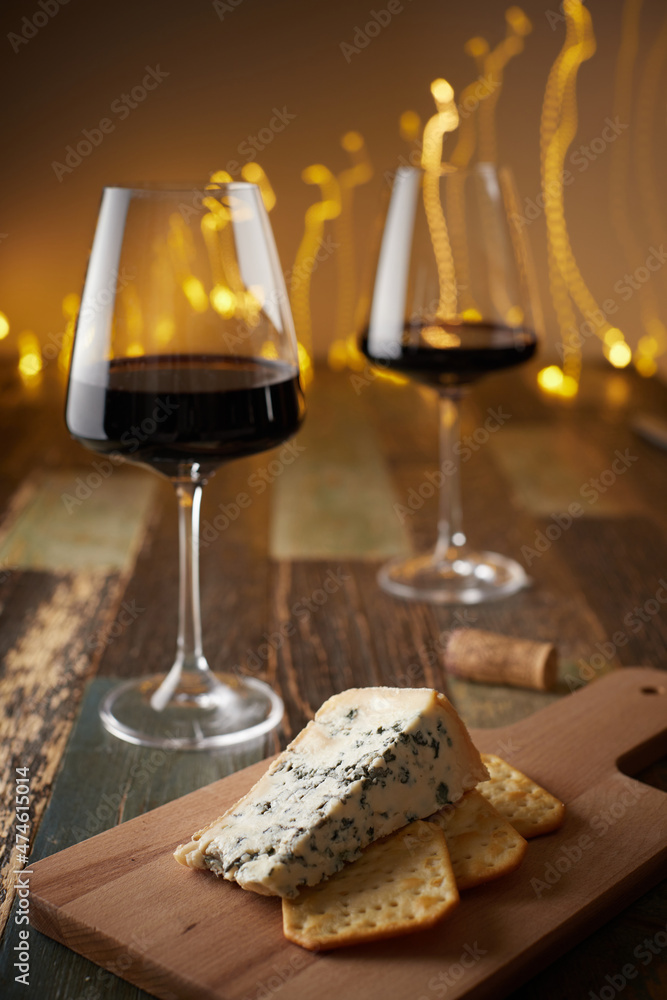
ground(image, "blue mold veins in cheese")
xmin=174 ymin=687 xmax=488 ymax=898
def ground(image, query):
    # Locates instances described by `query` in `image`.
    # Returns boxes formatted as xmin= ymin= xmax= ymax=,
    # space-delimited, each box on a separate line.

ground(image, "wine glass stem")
xmin=175 ymin=481 xmax=206 ymax=669
xmin=435 ymin=389 xmax=467 ymax=560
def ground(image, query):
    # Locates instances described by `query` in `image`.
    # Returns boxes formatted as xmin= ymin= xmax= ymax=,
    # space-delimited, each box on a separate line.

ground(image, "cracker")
xmin=282 ymin=820 xmax=459 ymax=951
xmin=478 ymin=754 xmax=565 ymax=838
xmin=430 ymin=790 xmax=527 ymax=890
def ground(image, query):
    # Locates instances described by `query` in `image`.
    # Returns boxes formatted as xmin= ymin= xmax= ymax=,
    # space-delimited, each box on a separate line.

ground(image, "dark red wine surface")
xmin=360 ymin=321 xmax=537 ymax=387
xmin=66 ymin=354 xmax=304 ymax=477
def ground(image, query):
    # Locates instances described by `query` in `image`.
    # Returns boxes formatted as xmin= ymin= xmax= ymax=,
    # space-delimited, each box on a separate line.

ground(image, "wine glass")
xmin=66 ymin=182 xmax=305 ymax=748
xmin=361 ymin=163 xmax=541 ymax=604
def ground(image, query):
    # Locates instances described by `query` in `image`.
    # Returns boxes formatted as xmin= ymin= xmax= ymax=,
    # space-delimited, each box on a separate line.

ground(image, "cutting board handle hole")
xmin=640 ymin=686 xmax=664 ymax=695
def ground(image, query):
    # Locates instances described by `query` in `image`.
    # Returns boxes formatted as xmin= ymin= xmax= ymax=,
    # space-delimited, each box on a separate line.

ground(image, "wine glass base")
xmin=377 ymin=549 xmax=529 ymax=605
xmin=99 ymin=672 xmax=284 ymax=750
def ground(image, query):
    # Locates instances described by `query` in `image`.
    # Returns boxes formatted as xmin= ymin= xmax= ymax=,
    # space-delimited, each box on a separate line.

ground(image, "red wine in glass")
xmin=67 ymin=354 xmax=303 ymax=479
xmin=360 ymin=321 xmax=537 ymax=388
xmin=360 ymin=163 xmax=542 ymax=604
xmin=65 ymin=182 xmax=304 ymax=748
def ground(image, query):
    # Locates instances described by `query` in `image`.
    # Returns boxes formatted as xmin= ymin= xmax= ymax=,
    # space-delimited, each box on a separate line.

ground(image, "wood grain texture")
xmin=0 ymin=678 xmax=276 ymax=1000
xmin=270 ymin=375 xmax=410 ymax=559
xmin=362 ymin=374 xmax=619 ymax=729
xmin=0 ymin=468 xmax=158 ymax=573
xmin=0 ymin=570 xmax=121 ymax=936
xmin=96 ymin=452 xmax=276 ymax=684
xmin=25 ymin=669 xmax=667 ymax=1000
xmin=1 ymin=363 xmax=666 ymax=1000
xmin=555 ymin=517 xmax=667 ymax=669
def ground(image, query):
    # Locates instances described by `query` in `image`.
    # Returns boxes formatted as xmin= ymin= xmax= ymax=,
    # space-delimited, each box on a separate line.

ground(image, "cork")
xmin=444 ymin=628 xmax=558 ymax=691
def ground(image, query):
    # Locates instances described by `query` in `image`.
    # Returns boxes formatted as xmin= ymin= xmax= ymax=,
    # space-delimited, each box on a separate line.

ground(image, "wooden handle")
xmin=472 ymin=667 xmax=667 ymax=800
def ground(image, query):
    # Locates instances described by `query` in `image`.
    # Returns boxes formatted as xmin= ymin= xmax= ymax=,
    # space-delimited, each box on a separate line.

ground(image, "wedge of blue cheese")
xmin=174 ymin=687 xmax=488 ymax=899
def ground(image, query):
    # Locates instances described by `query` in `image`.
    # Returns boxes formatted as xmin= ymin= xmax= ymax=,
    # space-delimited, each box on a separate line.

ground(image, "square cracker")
xmin=282 ymin=820 xmax=459 ymax=951
xmin=430 ymin=789 xmax=527 ymax=890
xmin=478 ymin=754 xmax=565 ymax=838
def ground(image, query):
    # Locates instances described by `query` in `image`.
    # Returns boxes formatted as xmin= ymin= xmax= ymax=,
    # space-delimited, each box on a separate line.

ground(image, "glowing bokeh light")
xmin=155 ymin=316 xmax=175 ymax=345
xmin=430 ymin=78 xmax=455 ymax=105
xmin=609 ymin=0 xmax=665 ymax=375
xmin=241 ymin=163 xmax=276 ymax=212
xmin=537 ymin=365 xmax=564 ymax=391
xmin=296 ymin=341 xmax=313 ymax=384
xmin=604 ymin=327 xmax=624 ymax=346
xmin=18 ymin=331 xmax=42 ymax=383
xmin=62 ymin=293 xmax=80 ymax=319
xmin=559 ymin=375 xmax=579 ymax=397
xmin=635 ymin=354 xmax=657 ymax=377
xmin=607 ymin=341 xmax=632 ymax=368
xmin=291 ymin=163 xmax=341 ymax=383
xmin=208 ymin=170 xmax=233 ymax=185
xmin=536 ymin=366 xmax=579 ymax=399
xmin=182 ymin=275 xmax=209 ymax=313
xmin=58 ymin=292 xmax=80 ymax=376
xmin=422 ymin=79 xmax=459 ymax=320
xmin=210 ymin=284 xmax=236 ymax=318
xmin=422 ymin=326 xmax=461 ymax=349
xmin=539 ymin=0 xmax=611 ymax=395
xmin=260 ymin=341 xmax=279 ymax=360
xmin=374 ymin=369 xmax=408 ymax=387
xmin=328 ymin=130 xmax=373 ymax=372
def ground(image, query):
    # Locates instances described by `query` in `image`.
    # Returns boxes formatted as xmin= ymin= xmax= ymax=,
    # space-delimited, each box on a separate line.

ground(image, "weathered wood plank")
xmin=0 ymin=468 xmax=158 ymax=573
xmin=555 ymin=517 xmax=667 ymax=670
xmin=95 ymin=451 xmax=277 ymax=684
xmin=0 ymin=441 xmax=159 ymax=939
xmin=355 ymin=370 xmax=617 ymax=727
xmin=0 ymin=677 xmax=273 ymax=1000
xmin=0 ymin=570 xmax=121 ymax=937
xmin=0 ymin=362 xmax=666 ymax=1000
xmin=270 ymin=374 xmax=410 ymax=559
xmin=0 ymin=369 xmax=101 ymax=519
xmin=269 ymin=559 xmax=441 ymax=740
xmin=490 ymin=425 xmax=645 ymax=517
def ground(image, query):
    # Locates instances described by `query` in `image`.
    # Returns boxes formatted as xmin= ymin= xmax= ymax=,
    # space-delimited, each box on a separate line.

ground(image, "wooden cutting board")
xmin=29 ymin=667 xmax=667 ymax=1000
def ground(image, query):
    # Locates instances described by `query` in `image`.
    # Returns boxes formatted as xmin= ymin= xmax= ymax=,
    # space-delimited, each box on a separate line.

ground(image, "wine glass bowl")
xmin=66 ymin=182 xmax=304 ymax=747
xmin=361 ymin=164 xmax=540 ymax=604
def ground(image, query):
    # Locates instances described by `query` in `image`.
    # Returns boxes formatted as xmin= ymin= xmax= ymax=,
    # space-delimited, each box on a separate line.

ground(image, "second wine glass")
xmin=66 ymin=181 xmax=305 ymax=748
xmin=361 ymin=163 xmax=540 ymax=604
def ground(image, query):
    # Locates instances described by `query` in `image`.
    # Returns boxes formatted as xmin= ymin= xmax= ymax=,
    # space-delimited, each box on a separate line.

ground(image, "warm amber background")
xmin=1 ymin=0 xmax=666 ymax=372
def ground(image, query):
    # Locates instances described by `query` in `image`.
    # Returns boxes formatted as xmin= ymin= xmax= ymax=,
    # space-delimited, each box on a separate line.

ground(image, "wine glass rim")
xmin=102 ymin=181 xmax=260 ymax=194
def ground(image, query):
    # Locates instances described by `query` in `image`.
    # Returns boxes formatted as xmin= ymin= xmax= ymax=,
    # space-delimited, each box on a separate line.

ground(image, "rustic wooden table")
xmin=0 ymin=358 xmax=666 ymax=999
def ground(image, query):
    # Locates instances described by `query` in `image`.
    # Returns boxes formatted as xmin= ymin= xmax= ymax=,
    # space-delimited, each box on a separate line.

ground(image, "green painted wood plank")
xmin=0 ymin=469 xmax=159 ymax=573
xmin=270 ymin=374 xmax=410 ymax=560
xmin=489 ymin=426 xmax=643 ymax=517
